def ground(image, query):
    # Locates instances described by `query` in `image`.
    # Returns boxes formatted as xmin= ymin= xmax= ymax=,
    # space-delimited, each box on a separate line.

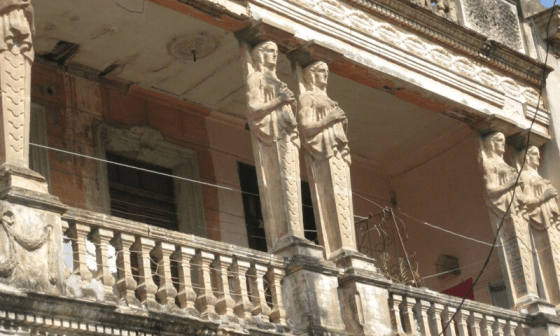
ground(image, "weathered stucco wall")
xmin=393 ymin=128 xmax=502 ymax=305
xmin=31 ymin=63 xmax=396 ymax=250
xmin=31 ymin=64 xmax=221 ymax=240
xmin=31 ymin=61 xmax=508 ymax=306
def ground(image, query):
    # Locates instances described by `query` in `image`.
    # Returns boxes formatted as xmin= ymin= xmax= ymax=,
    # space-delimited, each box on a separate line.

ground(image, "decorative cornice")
xmin=345 ymin=0 xmax=552 ymax=85
xmin=163 ymin=0 xmax=550 ymax=88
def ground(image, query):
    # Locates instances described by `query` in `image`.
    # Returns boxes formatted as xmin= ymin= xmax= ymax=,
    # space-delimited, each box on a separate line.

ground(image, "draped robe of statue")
xmin=517 ymin=146 xmax=560 ymax=307
xmin=479 ymin=132 xmax=539 ymax=306
xmin=297 ymin=61 xmax=356 ymax=259
xmin=241 ymin=42 xmax=305 ymax=252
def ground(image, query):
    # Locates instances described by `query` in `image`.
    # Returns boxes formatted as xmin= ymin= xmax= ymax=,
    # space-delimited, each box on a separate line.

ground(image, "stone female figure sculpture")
xmin=479 ymin=132 xmax=539 ymax=306
xmin=0 ymin=0 xmax=34 ymax=168
xmin=241 ymin=41 xmax=305 ymax=252
xmin=296 ymin=61 xmax=356 ymax=259
xmin=517 ymin=146 xmax=560 ymax=307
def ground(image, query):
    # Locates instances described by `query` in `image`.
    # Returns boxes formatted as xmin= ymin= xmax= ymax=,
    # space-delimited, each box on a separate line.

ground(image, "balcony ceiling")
xmin=33 ymin=0 xmax=463 ymax=166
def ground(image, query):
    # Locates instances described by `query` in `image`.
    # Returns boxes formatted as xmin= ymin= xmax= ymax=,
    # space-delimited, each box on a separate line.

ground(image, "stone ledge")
xmin=0 ymin=289 xmax=291 ymax=336
xmin=284 ymin=254 xmax=339 ymax=277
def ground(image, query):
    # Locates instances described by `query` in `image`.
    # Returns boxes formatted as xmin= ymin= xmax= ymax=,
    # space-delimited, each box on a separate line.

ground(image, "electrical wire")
xmin=438 ymin=4 xmax=558 ymax=335
xmin=397 ymin=211 xmax=502 ymax=247
xmin=111 ymin=0 xmax=146 ymax=13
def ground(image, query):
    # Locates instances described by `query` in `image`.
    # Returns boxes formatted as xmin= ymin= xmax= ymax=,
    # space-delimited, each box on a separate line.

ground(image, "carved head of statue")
xmin=525 ymin=146 xmax=541 ymax=170
xmin=483 ymin=132 xmax=506 ymax=158
xmin=303 ymin=61 xmax=329 ymax=91
xmin=251 ymin=41 xmax=278 ymax=71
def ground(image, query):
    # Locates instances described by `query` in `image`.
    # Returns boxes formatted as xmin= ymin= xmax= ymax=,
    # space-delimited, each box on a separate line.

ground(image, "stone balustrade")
xmin=60 ymin=208 xmax=288 ymax=331
xmin=389 ymin=284 xmax=531 ymax=336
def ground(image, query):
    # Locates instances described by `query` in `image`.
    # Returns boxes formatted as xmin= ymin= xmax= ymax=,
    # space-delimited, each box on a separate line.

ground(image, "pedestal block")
xmin=336 ymin=252 xmax=394 ymax=336
xmin=280 ymin=240 xmax=349 ymax=336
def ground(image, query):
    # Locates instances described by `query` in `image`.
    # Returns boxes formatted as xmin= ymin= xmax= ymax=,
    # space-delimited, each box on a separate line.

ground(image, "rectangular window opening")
xmin=106 ymin=152 xmax=179 ymax=231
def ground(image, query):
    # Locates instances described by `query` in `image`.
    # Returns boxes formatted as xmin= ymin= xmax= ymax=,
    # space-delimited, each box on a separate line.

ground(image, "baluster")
xmin=442 ymin=306 xmax=457 ymax=336
xmin=469 ymin=312 xmax=484 ymax=336
xmin=429 ymin=303 xmax=444 ymax=336
xmin=195 ymin=250 xmax=218 ymax=320
xmin=91 ymin=228 xmax=117 ymax=302
xmin=414 ymin=300 xmax=433 ymax=336
xmin=232 ymin=258 xmax=253 ymax=320
xmin=250 ymin=263 xmax=272 ymax=319
xmin=390 ymin=294 xmax=405 ymax=336
xmin=504 ymin=320 xmax=517 ymax=336
xmin=215 ymin=255 xmax=237 ymax=322
xmin=132 ymin=237 xmax=159 ymax=310
xmin=173 ymin=246 xmax=198 ymax=315
xmin=493 ymin=319 xmax=507 ymax=336
xmin=401 ymin=297 xmax=417 ymax=334
xmin=67 ymin=223 xmax=94 ymax=298
xmin=481 ymin=315 xmax=495 ymax=336
xmin=152 ymin=242 xmax=178 ymax=309
xmin=455 ymin=309 xmax=470 ymax=336
xmin=267 ymin=266 xmax=287 ymax=325
xmin=111 ymin=233 xmax=140 ymax=306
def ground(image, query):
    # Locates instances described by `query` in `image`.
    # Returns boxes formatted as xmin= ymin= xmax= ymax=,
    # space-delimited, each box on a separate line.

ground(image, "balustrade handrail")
xmin=389 ymin=282 xmax=531 ymax=323
xmin=61 ymin=206 xmax=289 ymax=329
xmin=62 ymin=207 xmax=287 ymax=268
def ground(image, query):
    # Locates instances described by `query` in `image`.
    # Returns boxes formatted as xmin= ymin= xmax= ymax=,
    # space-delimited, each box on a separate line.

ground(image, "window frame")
xmin=97 ymin=125 xmax=206 ymax=237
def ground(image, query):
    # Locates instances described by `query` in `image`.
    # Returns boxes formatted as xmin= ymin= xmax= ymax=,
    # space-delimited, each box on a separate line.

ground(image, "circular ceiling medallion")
xmin=168 ymin=33 xmax=219 ymax=62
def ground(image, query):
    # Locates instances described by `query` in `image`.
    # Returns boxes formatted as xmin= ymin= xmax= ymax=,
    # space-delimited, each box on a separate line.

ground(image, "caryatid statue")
xmin=517 ymin=146 xmax=560 ymax=306
xmin=297 ymin=61 xmax=356 ymax=259
xmin=479 ymin=132 xmax=539 ymax=306
xmin=0 ymin=0 xmax=35 ymax=169
xmin=480 ymin=132 xmax=519 ymax=215
xmin=242 ymin=41 xmax=306 ymax=251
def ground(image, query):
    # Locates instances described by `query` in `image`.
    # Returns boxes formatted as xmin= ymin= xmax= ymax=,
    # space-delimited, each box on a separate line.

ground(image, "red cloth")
xmin=442 ymin=278 xmax=475 ymax=300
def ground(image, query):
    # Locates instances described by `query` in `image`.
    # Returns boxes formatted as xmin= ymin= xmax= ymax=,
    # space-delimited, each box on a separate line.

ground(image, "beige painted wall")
xmin=393 ymin=129 xmax=502 ymax=305
xmin=33 ymin=62 xmax=507 ymax=305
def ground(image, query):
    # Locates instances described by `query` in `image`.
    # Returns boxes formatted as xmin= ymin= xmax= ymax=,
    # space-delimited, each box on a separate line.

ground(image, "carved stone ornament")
xmin=516 ymin=146 xmax=560 ymax=307
xmin=240 ymin=41 xmax=306 ymax=251
xmin=517 ymin=146 xmax=560 ymax=230
xmin=479 ymin=132 xmax=518 ymax=216
xmin=0 ymin=0 xmax=35 ymax=168
xmin=296 ymin=61 xmax=356 ymax=258
xmin=0 ymin=201 xmax=59 ymax=293
xmin=479 ymin=132 xmax=539 ymax=306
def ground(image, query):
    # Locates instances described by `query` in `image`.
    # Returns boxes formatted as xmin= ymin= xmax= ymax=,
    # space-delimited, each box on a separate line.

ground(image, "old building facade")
xmin=1 ymin=0 xmax=560 ymax=335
